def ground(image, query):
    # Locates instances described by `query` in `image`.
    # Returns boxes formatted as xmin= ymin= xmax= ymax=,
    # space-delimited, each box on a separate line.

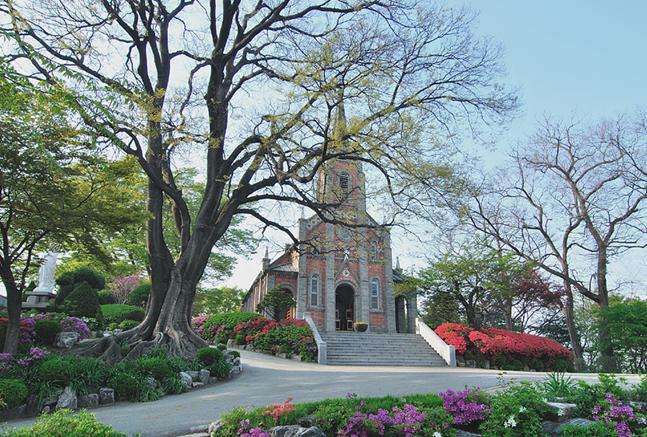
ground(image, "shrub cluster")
xmin=197 ymin=313 xmax=317 ymax=362
xmin=0 ymin=348 xmax=200 ymax=410
xmin=2 ymin=409 xmax=125 ymax=437
xmin=199 ymin=312 xmax=259 ymax=344
xmin=435 ymin=322 xmax=574 ymax=371
xmin=0 ymin=317 xmax=35 ymax=351
xmin=55 ymin=266 xmax=105 ymax=305
xmin=197 ymin=347 xmax=232 ymax=379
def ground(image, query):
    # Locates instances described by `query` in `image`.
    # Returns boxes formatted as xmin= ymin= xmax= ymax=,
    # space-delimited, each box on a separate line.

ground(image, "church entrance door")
xmin=335 ymin=284 xmax=355 ymax=331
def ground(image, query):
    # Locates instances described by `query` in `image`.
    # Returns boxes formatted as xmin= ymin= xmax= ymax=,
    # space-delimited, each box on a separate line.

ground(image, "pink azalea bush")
xmin=592 ymin=394 xmax=637 ymax=437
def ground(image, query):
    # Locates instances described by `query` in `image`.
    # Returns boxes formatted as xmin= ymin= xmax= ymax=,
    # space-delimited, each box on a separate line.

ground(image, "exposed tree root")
xmin=69 ymin=322 xmax=207 ymax=363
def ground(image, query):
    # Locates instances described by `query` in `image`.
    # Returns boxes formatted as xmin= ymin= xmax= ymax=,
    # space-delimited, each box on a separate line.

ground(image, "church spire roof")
xmin=331 ymin=89 xmax=347 ymax=146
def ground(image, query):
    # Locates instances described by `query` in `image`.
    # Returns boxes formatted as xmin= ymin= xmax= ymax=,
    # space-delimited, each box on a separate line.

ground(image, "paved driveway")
xmin=2 ymin=350 xmax=639 ymax=436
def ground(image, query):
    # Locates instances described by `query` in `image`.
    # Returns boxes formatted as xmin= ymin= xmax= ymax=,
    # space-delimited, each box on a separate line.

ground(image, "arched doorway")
xmin=335 ymin=284 xmax=355 ymax=331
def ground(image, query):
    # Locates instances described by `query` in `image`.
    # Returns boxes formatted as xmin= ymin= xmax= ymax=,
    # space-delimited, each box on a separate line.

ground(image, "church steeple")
xmin=316 ymin=91 xmax=366 ymax=213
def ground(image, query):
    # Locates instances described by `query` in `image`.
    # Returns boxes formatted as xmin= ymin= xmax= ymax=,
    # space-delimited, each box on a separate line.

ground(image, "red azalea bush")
xmin=435 ymin=322 xmax=573 ymax=371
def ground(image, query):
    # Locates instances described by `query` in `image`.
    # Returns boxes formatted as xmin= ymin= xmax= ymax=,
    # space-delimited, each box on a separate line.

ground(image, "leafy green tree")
xmin=418 ymin=241 xmax=562 ymax=331
xmin=193 ymin=286 xmax=246 ymax=316
xmin=597 ymin=296 xmax=646 ymax=373
xmin=7 ymin=1 xmax=515 ymax=358
xmin=257 ymin=288 xmax=296 ymax=321
xmin=0 ymin=63 xmax=138 ymax=353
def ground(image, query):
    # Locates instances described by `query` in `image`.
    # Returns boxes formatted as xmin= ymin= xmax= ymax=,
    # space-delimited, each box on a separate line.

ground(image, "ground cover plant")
xmin=435 ymin=322 xmax=574 ymax=371
xmin=214 ymin=374 xmax=646 ymax=436
xmin=1 ymin=409 xmax=125 ymax=436
xmin=195 ymin=312 xmax=317 ymax=362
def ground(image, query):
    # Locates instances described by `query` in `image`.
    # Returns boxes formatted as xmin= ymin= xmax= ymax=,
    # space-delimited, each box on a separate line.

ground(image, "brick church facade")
xmin=242 ymin=103 xmax=418 ymax=334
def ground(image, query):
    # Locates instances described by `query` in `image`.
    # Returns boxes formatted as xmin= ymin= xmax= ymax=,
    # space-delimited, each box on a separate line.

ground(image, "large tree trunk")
xmin=2 ymin=281 xmax=21 ymax=354
xmin=595 ymin=248 xmax=617 ymax=372
xmin=561 ymin=283 xmax=584 ymax=371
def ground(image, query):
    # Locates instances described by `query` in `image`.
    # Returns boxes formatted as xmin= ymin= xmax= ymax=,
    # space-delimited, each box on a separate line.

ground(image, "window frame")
xmin=370 ymin=277 xmax=381 ymax=310
xmin=309 ymin=273 xmax=321 ymax=308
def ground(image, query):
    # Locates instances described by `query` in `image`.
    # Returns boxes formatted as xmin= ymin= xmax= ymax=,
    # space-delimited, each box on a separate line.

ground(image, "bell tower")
xmin=315 ymin=95 xmax=367 ymax=216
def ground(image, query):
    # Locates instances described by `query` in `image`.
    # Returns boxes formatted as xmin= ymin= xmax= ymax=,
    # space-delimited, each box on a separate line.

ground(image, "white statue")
xmin=34 ymin=252 xmax=58 ymax=293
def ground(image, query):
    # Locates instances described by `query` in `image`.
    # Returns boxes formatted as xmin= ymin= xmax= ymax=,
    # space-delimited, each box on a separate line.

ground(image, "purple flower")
xmin=340 ymin=404 xmax=426 ymax=436
xmin=60 ymin=317 xmax=91 ymax=340
xmin=592 ymin=393 xmax=636 ymax=437
xmin=439 ymin=388 xmax=489 ymax=425
xmin=0 ymin=353 xmax=14 ymax=371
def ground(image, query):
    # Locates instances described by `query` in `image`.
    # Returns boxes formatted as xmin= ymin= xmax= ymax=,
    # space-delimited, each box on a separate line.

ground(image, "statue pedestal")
xmin=23 ymin=291 xmax=56 ymax=310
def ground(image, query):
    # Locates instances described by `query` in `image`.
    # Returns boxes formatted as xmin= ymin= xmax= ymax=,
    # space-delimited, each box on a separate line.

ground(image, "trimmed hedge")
xmin=55 ymin=267 xmax=106 ymax=305
xmin=100 ymin=304 xmax=145 ymax=324
xmin=61 ymin=282 xmax=102 ymax=319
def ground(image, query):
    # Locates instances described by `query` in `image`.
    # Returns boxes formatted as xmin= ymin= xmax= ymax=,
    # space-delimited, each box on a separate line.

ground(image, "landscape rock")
xmin=192 ymin=382 xmax=204 ymax=388
xmin=556 ymin=418 xmax=595 ymax=434
xmin=455 ymin=431 xmax=482 ymax=437
xmin=55 ymin=331 xmax=80 ymax=349
xmin=226 ymin=339 xmax=235 ymax=348
xmin=145 ymin=376 xmax=157 ymax=389
xmin=199 ymin=369 xmax=211 ymax=384
xmin=78 ymin=393 xmax=100 ymax=409
xmin=547 ymin=401 xmax=577 ymax=419
xmin=208 ymin=377 xmax=219 ymax=384
xmin=99 ymin=387 xmax=115 ymax=405
xmin=230 ymin=364 xmax=243 ymax=375
xmin=542 ymin=420 xmax=560 ymax=435
xmin=630 ymin=401 xmax=647 ymax=412
xmin=296 ymin=415 xmax=316 ymax=428
xmin=179 ymin=372 xmax=193 ymax=390
xmin=208 ymin=420 xmax=223 ymax=434
xmin=56 ymin=386 xmax=77 ymax=410
xmin=187 ymin=370 xmax=201 ymax=380
xmin=270 ymin=425 xmax=325 ymax=437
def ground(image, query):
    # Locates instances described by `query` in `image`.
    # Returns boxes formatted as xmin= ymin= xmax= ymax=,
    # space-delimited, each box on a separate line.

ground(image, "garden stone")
xmin=179 ymin=372 xmax=193 ymax=390
xmin=78 ymin=393 xmax=99 ymax=409
xmin=199 ymin=369 xmax=210 ymax=384
xmin=296 ymin=415 xmax=316 ymax=428
xmin=192 ymin=382 xmax=204 ymax=388
xmin=230 ymin=364 xmax=243 ymax=375
xmin=226 ymin=339 xmax=235 ymax=348
xmin=55 ymin=331 xmax=80 ymax=348
xmin=556 ymin=418 xmax=595 ymax=434
xmin=187 ymin=370 xmax=201 ymax=380
xmin=99 ymin=387 xmax=115 ymax=405
xmin=542 ymin=420 xmax=560 ymax=435
xmin=630 ymin=401 xmax=647 ymax=412
xmin=146 ymin=376 xmax=157 ymax=389
xmin=208 ymin=420 xmax=222 ymax=434
xmin=56 ymin=386 xmax=77 ymax=410
xmin=270 ymin=425 xmax=325 ymax=437
xmin=208 ymin=376 xmax=219 ymax=384
xmin=42 ymin=388 xmax=63 ymax=408
xmin=455 ymin=431 xmax=482 ymax=437
xmin=547 ymin=402 xmax=577 ymax=419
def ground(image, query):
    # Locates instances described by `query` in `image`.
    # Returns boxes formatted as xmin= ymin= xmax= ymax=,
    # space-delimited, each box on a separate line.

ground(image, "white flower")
xmin=433 ymin=432 xmax=442 ymax=437
xmin=504 ymin=415 xmax=517 ymax=428
xmin=519 ymin=406 xmax=526 ymax=413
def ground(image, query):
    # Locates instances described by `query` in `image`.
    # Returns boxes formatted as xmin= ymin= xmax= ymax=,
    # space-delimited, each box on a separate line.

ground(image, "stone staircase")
xmin=321 ymin=331 xmax=447 ymax=366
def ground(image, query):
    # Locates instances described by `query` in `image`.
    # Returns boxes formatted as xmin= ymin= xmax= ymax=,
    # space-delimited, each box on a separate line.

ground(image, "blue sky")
xmin=225 ymin=1 xmax=647 ymax=292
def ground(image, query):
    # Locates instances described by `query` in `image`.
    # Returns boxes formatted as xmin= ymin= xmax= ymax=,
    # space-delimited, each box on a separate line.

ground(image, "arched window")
xmin=310 ymin=274 xmax=320 ymax=307
xmin=370 ymin=278 xmax=380 ymax=310
xmin=339 ymin=171 xmax=350 ymax=192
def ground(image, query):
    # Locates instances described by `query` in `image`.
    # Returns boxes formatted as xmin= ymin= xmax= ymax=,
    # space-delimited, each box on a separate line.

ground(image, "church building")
xmin=242 ymin=103 xmax=418 ymax=335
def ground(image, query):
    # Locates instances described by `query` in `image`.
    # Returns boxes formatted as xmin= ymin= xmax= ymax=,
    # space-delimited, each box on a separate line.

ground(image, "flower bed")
xmin=435 ymin=322 xmax=574 ymax=371
xmin=212 ymin=374 xmax=647 ymax=436
xmin=195 ymin=312 xmax=318 ymax=362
